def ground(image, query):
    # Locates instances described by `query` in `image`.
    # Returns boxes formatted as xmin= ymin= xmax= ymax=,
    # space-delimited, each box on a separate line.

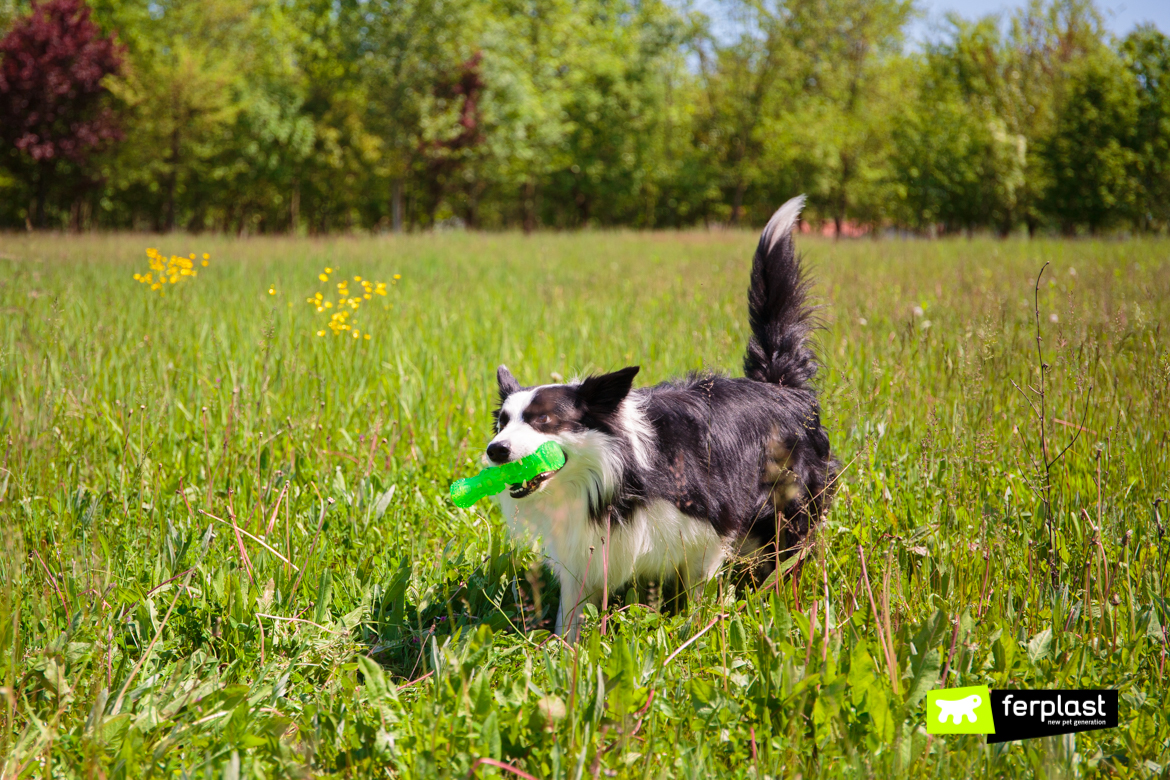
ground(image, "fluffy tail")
xmin=742 ymin=195 xmax=819 ymax=388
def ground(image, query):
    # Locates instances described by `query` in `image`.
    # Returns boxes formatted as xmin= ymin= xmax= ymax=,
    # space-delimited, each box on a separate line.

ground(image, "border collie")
xmin=488 ymin=195 xmax=834 ymax=638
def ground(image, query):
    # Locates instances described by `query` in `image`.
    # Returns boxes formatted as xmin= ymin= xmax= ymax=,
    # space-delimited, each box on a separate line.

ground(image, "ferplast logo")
xmin=926 ymin=687 xmax=1120 ymax=743
xmin=986 ymin=690 xmax=1118 ymax=744
xmin=927 ymin=685 xmax=996 ymax=735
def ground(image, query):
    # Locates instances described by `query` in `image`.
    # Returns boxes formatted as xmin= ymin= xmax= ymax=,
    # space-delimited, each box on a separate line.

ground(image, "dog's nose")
xmin=486 ymin=442 xmax=511 ymax=464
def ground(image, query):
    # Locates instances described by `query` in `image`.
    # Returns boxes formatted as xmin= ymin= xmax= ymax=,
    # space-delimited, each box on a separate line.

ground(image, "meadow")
xmin=0 ymin=229 xmax=1167 ymax=778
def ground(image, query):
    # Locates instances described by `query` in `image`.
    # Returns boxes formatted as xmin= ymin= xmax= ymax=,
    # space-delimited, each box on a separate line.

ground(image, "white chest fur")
xmin=497 ymin=467 xmax=726 ymax=635
xmin=490 ymin=398 xmax=725 ymax=636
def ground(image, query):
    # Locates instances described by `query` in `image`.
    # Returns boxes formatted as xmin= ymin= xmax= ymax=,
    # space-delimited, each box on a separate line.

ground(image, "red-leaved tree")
xmin=0 ymin=0 xmax=124 ymax=227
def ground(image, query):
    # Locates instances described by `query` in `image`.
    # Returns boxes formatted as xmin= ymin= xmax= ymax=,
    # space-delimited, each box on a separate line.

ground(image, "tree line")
xmin=1 ymin=0 xmax=1167 ymax=235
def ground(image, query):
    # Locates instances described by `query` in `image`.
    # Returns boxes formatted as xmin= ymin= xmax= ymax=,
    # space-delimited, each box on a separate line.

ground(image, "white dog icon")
xmin=936 ymin=694 xmax=982 ymax=725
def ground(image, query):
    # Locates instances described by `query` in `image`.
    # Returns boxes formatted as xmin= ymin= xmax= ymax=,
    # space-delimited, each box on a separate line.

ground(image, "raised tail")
xmin=742 ymin=195 xmax=819 ymax=389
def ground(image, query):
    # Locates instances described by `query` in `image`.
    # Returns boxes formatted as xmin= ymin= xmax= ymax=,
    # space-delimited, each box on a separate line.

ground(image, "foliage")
xmin=1122 ymin=25 xmax=1170 ymax=230
xmin=1041 ymin=48 xmax=1141 ymax=233
xmin=891 ymin=17 xmax=1029 ymax=235
xmin=0 ymin=0 xmax=1169 ymax=232
xmin=1 ymin=231 xmax=1168 ymax=777
xmin=0 ymin=0 xmax=123 ymax=227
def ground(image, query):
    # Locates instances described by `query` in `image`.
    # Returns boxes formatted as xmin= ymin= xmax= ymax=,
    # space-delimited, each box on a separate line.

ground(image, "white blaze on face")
xmin=488 ymin=388 xmax=550 ymax=462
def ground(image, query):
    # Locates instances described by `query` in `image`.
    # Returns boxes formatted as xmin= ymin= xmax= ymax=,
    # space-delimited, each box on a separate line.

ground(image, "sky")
xmin=910 ymin=0 xmax=1167 ymax=43
xmin=691 ymin=0 xmax=1168 ymax=47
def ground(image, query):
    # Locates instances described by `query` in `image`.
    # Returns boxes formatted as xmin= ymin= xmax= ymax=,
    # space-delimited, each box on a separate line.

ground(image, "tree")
xmin=1042 ymin=48 xmax=1140 ymax=233
xmin=786 ymin=0 xmax=912 ymax=233
xmin=528 ymin=0 xmax=688 ymax=228
xmin=690 ymin=0 xmax=798 ymax=225
xmin=892 ymin=18 xmax=1026 ymax=234
xmin=0 ymin=0 xmax=123 ymax=228
xmin=418 ymin=51 xmax=487 ymax=226
xmin=1122 ymin=25 xmax=1170 ymax=231
xmin=1003 ymin=0 xmax=1107 ymax=233
xmin=97 ymin=0 xmax=317 ymax=232
xmin=342 ymin=0 xmax=474 ymax=231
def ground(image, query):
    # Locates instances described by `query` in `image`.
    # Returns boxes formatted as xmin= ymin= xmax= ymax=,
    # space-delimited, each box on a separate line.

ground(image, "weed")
xmin=0 ymin=231 xmax=1166 ymax=777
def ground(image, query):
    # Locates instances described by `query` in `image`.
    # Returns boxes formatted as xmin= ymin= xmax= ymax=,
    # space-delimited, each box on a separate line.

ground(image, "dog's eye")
xmin=533 ymin=414 xmax=551 ymax=425
xmin=498 ymin=413 xmax=509 ymax=429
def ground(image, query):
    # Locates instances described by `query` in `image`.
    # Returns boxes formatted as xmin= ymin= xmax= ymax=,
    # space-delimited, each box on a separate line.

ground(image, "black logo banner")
xmin=987 ymin=690 xmax=1118 ymax=744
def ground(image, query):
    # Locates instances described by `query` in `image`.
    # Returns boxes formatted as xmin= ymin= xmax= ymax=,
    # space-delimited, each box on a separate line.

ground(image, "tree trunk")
xmin=465 ymin=179 xmax=485 ymax=229
xmin=34 ymin=165 xmax=48 ymax=229
xmin=730 ymin=179 xmax=746 ymax=225
xmin=392 ymin=179 xmax=403 ymax=233
xmin=573 ymin=183 xmax=591 ymax=227
xmin=997 ymin=211 xmax=1012 ymax=238
xmin=522 ymin=178 xmax=537 ymax=234
xmin=164 ymin=125 xmax=181 ymax=232
xmin=290 ymin=183 xmax=300 ymax=234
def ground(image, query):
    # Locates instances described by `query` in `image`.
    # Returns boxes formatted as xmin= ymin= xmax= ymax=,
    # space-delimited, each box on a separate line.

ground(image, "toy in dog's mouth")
xmin=507 ymin=466 xmax=559 ymax=499
xmin=449 ymin=442 xmax=567 ymax=508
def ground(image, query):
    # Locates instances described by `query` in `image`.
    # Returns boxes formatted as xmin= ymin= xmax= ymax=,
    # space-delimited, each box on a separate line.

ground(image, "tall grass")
xmin=0 ymin=230 xmax=1167 ymax=778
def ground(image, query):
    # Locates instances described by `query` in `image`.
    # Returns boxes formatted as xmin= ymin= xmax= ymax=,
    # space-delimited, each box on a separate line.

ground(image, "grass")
xmin=0 ymin=229 xmax=1167 ymax=778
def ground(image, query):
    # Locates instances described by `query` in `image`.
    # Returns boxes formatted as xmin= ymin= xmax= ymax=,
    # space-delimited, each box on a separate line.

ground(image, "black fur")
xmin=491 ymin=195 xmax=834 ymax=580
xmin=744 ymin=211 xmax=819 ymax=389
xmin=624 ymin=375 xmax=830 ymax=552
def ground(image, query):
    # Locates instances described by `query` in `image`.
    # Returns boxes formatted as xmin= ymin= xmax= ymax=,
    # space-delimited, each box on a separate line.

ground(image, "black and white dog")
xmin=488 ymin=196 xmax=834 ymax=637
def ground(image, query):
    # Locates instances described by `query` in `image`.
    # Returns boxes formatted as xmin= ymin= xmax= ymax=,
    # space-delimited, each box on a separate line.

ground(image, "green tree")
xmin=534 ymin=0 xmax=689 ymax=228
xmin=341 ymin=0 xmax=474 ymax=230
xmin=95 ymin=0 xmax=315 ymax=232
xmin=689 ymin=0 xmax=798 ymax=225
xmin=1003 ymin=0 xmax=1107 ymax=233
xmin=784 ymin=0 xmax=912 ymax=233
xmin=892 ymin=18 xmax=1026 ymax=234
xmin=1042 ymin=48 xmax=1140 ymax=233
xmin=1122 ymin=25 xmax=1170 ymax=231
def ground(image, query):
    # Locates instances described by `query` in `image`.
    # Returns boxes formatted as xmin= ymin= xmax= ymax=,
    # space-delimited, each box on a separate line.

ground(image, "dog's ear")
xmin=497 ymin=365 xmax=521 ymax=401
xmin=578 ymin=366 xmax=639 ymax=417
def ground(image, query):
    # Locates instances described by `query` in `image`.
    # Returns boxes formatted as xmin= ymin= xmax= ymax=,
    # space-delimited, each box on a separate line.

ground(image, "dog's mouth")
xmin=507 ymin=454 xmax=565 ymax=499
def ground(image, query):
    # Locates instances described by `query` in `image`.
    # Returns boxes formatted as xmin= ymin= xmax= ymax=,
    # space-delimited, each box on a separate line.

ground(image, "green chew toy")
xmin=450 ymin=442 xmax=566 ymax=507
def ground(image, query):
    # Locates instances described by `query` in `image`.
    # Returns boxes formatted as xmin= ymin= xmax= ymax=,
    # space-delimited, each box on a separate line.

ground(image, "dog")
xmin=487 ymin=195 xmax=834 ymax=638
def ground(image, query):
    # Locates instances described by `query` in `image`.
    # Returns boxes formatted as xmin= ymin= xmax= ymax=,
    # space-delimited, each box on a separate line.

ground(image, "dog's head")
xmin=488 ymin=364 xmax=639 ymax=499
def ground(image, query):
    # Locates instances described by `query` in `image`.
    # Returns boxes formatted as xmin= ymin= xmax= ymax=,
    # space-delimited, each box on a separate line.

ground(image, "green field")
xmin=1 ymin=230 xmax=1167 ymax=778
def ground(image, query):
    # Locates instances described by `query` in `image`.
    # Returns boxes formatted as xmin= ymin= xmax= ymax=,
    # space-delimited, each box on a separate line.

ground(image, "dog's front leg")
xmin=556 ymin=577 xmax=599 ymax=641
xmin=556 ymin=578 xmax=581 ymax=640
